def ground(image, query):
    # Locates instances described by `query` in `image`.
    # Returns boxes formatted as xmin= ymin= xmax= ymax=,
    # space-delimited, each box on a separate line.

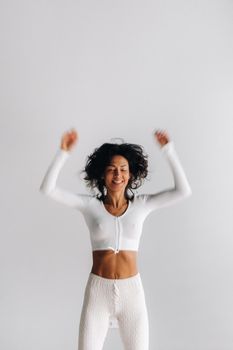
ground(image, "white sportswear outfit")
xmin=39 ymin=141 xmax=192 ymax=350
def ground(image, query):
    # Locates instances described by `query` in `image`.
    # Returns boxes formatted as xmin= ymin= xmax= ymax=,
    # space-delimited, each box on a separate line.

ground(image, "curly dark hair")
xmin=80 ymin=141 xmax=149 ymax=201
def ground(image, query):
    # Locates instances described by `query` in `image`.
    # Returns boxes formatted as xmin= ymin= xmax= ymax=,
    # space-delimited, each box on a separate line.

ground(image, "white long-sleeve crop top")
xmin=39 ymin=141 xmax=192 ymax=254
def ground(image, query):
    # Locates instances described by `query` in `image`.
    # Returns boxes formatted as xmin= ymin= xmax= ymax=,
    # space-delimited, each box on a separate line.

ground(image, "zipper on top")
xmin=114 ymin=216 xmax=120 ymax=254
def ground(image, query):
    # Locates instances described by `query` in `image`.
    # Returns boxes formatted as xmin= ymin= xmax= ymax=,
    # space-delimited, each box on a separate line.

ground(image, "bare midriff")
xmin=91 ymin=249 xmax=138 ymax=279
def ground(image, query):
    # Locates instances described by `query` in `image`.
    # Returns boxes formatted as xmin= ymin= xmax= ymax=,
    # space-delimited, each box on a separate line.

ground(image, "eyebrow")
xmin=108 ymin=163 xmax=128 ymax=166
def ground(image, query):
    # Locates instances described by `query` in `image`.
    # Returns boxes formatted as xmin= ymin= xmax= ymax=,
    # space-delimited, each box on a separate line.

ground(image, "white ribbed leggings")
xmin=77 ymin=272 xmax=149 ymax=350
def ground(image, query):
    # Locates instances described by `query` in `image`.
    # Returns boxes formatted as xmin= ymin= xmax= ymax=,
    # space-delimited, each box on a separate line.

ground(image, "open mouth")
xmin=112 ymin=180 xmax=123 ymax=184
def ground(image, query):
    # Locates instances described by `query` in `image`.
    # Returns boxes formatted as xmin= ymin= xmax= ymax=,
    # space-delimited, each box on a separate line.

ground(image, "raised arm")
xmin=39 ymin=129 xmax=92 ymax=211
xmin=140 ymin=130 xmax=192 ymax=213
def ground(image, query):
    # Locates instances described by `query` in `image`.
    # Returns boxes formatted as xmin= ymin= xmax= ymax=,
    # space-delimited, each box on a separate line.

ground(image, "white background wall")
xmin=1 ymin=0 xmax=233 ymax=349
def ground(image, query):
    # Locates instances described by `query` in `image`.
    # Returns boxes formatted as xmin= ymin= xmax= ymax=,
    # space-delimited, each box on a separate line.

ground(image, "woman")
xmin=39 ymin=128 xmax=192 ymax=350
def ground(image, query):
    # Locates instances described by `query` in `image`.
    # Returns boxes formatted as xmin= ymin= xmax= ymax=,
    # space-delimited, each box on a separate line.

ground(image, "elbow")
xmin=39 ymin=183 xmax=45 ymax=193
xmin=39 ymin=183 xmax=50 ymax=196
xmin=176 ymin=186 xmax=192 ymax=199
xmin=182 ymin=186 xmax=192 ymax=198
xmin=39 ymin=188 xmax=46 ymax=196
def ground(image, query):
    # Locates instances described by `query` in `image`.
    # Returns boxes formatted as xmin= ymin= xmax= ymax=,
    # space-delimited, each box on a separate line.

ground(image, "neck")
xmin=104 ymin=191 xmax=127 ymax=208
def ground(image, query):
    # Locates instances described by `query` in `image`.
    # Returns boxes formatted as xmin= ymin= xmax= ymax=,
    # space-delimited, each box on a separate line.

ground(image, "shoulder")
xmin=73 ymin=193 xmax=97 ymax=208
xmin=131 ymin=193 xmax=148 ymax=205
xmin=133 ymin=193 xmax=147 ymax=200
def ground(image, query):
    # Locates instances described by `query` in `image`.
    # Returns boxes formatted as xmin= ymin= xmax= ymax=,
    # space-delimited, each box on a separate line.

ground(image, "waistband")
xmin=88 ymin=272 xmax=142 ymax=288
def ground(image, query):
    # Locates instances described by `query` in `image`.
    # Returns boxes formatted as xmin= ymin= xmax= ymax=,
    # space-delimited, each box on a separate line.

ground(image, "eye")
xmin=106 ymin=168 xmax=114 ymax=172
xmin=106 ymin=167 xmax=128 ymax=172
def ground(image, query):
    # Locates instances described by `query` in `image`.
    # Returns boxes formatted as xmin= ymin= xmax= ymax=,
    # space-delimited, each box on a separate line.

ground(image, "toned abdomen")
xmin=91 ymin=249 xmax=138 ymax=279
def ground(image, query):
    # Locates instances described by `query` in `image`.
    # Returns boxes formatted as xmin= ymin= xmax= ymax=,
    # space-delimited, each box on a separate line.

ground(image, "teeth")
xmin=113 ymin=180 xmax=122 ymax=184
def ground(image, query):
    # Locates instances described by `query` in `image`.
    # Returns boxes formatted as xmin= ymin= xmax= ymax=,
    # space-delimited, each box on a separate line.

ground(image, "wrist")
xmin=61 ymin=146 xmax=69 ymax=152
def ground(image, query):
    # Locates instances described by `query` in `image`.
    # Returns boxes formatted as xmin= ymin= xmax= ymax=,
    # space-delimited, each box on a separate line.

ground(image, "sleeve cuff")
xmin=58 ymin=148 xmax=71 ymax=157
xmin=160 ymin=141 xmax=175 ymax=154
xmin=54 ymin=148 xmax=71 ymax=163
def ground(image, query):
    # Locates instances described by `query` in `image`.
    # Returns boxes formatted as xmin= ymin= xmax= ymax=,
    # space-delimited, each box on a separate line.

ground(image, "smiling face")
xmin=103 ymin=155 xmax=131 ymax=194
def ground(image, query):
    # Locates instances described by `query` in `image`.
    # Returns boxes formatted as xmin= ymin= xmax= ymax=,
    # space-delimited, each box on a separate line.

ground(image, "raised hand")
xmin=154 ymin=129 xmax=170 ymax=147
xmin=60 ymin=128 xmax=78 ymax=151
